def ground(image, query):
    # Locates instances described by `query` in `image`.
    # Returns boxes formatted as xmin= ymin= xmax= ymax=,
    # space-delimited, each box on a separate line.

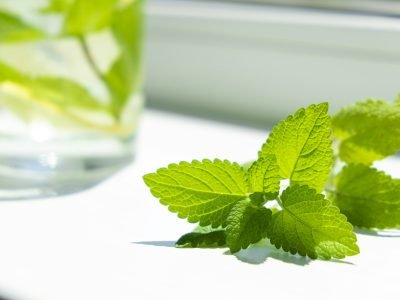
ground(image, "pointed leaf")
xmin=143 ymin=159 xmax=249 ymax=227
xmin=260 ymin=103 xmax=333 ymax=192
xmin=248 ymin=154 xmax=280 ymax=199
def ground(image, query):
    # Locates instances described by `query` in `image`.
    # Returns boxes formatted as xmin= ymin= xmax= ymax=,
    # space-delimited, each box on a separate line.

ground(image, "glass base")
xmin=0 ymin=135 xmax=134 ymax=200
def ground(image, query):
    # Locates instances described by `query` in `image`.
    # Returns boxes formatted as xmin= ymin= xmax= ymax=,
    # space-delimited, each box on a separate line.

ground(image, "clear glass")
xmin=0 ymin=0 xmax=144 ymax=199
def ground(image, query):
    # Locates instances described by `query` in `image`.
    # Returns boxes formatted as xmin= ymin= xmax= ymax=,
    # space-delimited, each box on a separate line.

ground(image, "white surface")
xmin=0 ymin=109 xmax=399 ymax=300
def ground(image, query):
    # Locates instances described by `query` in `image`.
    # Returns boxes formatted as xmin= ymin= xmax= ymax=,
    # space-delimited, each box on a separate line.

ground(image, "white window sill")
xmin=0 ymin=109 xmax=398 ymax=300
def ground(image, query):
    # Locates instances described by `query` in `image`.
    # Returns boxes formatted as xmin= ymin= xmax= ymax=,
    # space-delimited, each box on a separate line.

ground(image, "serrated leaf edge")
xmin=143 ymin=158 xmax=249 ymax=227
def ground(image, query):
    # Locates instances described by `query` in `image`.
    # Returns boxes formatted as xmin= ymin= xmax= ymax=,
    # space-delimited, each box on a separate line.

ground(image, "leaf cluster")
xmin=144 ymin=103 xmax=361 ymax=260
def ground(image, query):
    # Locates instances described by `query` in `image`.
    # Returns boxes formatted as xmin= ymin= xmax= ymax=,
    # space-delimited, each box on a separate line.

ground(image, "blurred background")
xmin=145 ymin=0 xmax=400 ymax=127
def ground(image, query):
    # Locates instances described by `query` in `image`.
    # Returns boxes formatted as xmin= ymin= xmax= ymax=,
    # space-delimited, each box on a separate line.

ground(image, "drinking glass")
xmin=0 ymin=0 xmax=144 ymax=199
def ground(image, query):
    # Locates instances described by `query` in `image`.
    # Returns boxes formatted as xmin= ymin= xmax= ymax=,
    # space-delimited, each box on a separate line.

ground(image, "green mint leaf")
xmin=0 ymin=11 xmax=44 ymax=43
xmin=41 ymin=0 xmax=131 ymax=13
xmin=0 ymin=61 xmax=24 ymax=82
xmin=28 ymin=77 xmax=110 ymax=112
xmin=332 ymin=99 xmax=400 ymax=165
xmin=63 ymin=0 xmax=117 ymax=35
xmin=267 ymin=185 xmax=359 ymax=259
xmin=248 ymin=154 xmax=280 ymax=199
xmin=0 ymin=62 xmax=133 ymax=134
xmin=176 ymin=230 xmax=226 ymax=248
xmin=226 ymin=200 xmax=271 ymax=253
xmin=43 ymin=0 xmax=143 ymax=119
xmin=105 ymin=0 xmax=143 ymax=116
xmin=0 ymin=62 xmax=107 ymax=112
xmin=41 ymin=0 xmax=74 ymax=13
xmin=260 ymin=103 xmax=333 ymax=192
xmin=332 ymin=164 xmax=400 ymax=229
xmin=143 ymin=159 xmax=249 ymax=227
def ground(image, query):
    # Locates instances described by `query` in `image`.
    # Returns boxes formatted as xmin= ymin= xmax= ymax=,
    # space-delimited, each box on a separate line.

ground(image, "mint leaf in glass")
xmin=63 ymin=0 xmax=117 ymax=35
xmin=0 ymin=11 xmax=44 ymax=43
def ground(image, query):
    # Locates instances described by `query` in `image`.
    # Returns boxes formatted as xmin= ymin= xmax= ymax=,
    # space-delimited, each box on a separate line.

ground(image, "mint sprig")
xmin=144 ymin=103 xmax=362 ymax=260
xmin=144 ymin=98 xmax=400 ymax=261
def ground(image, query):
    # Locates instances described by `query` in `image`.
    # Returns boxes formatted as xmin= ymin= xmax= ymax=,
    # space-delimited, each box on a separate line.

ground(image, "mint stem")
xmin=78 ymin=35 xmax=119 ymax=120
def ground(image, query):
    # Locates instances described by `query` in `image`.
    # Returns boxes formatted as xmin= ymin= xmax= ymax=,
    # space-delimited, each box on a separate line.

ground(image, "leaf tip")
xmin=142 ymin=173 xmax=154 ymax=186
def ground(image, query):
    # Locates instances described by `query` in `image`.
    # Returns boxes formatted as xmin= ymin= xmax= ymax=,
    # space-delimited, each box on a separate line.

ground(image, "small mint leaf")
xmin=226 ymin=200 xmax=272 ymax=254
xmin=248 ymin=154 xmax=280 ymax=199
xmin=143 ymin=159 xmax=249 ymax=227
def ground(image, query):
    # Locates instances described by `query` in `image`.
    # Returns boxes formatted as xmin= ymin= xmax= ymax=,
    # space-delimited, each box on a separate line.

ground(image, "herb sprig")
xmin=144 ymin=98 xmax=400 ymax=261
